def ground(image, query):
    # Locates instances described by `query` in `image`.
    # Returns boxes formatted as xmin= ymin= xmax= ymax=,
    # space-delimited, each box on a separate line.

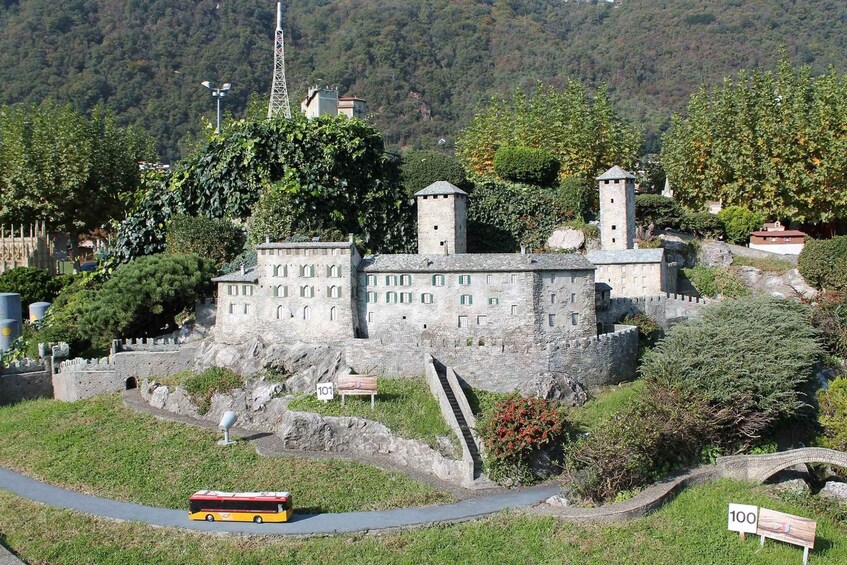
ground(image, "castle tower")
xmin=597 ymin=166 xmax=636 ymax=251
xmin=415 ymin=181 xmax=468 ymax=254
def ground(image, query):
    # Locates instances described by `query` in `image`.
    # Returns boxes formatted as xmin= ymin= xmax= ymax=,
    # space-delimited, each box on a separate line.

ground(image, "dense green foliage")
xmin=79 ymin=254 xmax=215 ymax=348
xmin=798 ymin=236 xmax=847 ymax=291
xmin=0 ymin=267 xmax=69 ymax=306
xmin=400 ymin=150 xmax=468 ymax=198
xmin=680 ymin=212 xmax=725 ymax=239
xmin=164 ymin=214 xmax=245 ymax=268
xmin=479 ymin=396 xmax=568 ymax=485
xmin=569 ymin=297 xmax=822 ymax=502
xmin=557 ymin=176 xmax=595 ymax=220
xmin=681 ymin=266 xmax=749 ymax=299
xmin=0 ymin=395 xmax=448 ymax=513
xmin=2 ymin=2 xmax=847 ymax=160
xmin=810 ymin=292 xmax=847 ymax=359
xmin=718 ymin=206 xmax=766 ymax=244
xmin=25 ymin=275 xmax=101 ymax=358
xmin=492 ymin=146 xmax=560 ymax=187
xmin=289 ymin=377 xmax=454 ymax=448
xmin=663 ymin=61 xmax=847 ymax=227
xmin=467 ymin=176 xmax=574 ymax=252
xmin=0 ymin=103 xmax=154 ymax=236
xmin=109 ymin=115 xmax=412 ymax=264
xmin=634 ymin=194 xmax=684 ymax=232
xmin=457 ymin=84 xmax=638 ymax=184
xmin=817 ymin=377 xmax=847 ymax=452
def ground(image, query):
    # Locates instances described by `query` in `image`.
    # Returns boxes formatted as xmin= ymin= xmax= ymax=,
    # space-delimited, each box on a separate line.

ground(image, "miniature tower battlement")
xmin=414 ymin=181 xmax=468 ymax=255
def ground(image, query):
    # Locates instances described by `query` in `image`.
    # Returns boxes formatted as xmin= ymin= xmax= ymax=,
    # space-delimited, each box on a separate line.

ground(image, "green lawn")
xmin=288 ymin=377 xmax=455 ymax=448
xmin=569 ymin=380 xmax=646 ymax=433
xmin=0 ymin=394 xmax=450 ymax=513
xmin=0 ymin=480 xmax=844 ymax=564
xmin=731 ymin=255 xmax=796 ymax=274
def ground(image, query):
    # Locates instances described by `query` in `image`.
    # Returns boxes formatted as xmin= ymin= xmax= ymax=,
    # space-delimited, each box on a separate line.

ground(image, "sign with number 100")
xmin=728 ymin=503 xmax=759 ymax=534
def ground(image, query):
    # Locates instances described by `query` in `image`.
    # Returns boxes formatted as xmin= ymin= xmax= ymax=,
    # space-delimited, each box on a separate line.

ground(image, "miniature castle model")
xmin=0 ymin=223 xmax=54 ymax=274
xmin=301 ymin=87 xmax=367 ymax=119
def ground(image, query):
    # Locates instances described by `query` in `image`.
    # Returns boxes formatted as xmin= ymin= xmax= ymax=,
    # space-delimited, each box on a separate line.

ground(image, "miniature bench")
xmin=337 ymin=375 xmax=378 ymax=410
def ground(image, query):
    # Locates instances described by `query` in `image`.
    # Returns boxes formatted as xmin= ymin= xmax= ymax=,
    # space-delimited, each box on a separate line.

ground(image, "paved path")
xmin=0 ymin=467 xmax=558 ymax=535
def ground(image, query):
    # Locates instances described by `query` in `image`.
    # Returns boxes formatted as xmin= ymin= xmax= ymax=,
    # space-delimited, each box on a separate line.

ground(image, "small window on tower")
xmin=434 ymin=225 xmax=438 ymax=230
xmin=611 ymin=225 xmax=616 ymax=230
xmin=611 ymin=198 xmax=615 ymax=203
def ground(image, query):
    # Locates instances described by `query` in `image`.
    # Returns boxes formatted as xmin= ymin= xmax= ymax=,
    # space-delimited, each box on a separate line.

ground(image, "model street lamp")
xmin=201 ymin=81 xmax=232 ymax=134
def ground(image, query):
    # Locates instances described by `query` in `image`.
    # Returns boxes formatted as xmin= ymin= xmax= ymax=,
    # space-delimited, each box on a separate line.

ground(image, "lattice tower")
xmin=267 ymin=2 xmax=292 ymax=119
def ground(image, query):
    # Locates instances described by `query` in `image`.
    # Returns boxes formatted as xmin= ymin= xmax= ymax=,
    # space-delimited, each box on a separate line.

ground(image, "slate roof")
xmin=360 ymin=253 xmax=594 ymax=273
xmin=212 ymin=266 xmax=260 ymax=283
xmin=596 ymin=166 xmax=636 ymax=181
xmin=257 ymin=241 xmax=356 ymax=250
xmin=586 ymin=249 xmax=665 ymax=265
xmin=414 ymin=181 xmax=468 ymax=197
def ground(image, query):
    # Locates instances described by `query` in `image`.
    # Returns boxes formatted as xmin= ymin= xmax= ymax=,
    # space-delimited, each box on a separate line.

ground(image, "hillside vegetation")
xmin=1 ymin=1 xmax=846 ymax=160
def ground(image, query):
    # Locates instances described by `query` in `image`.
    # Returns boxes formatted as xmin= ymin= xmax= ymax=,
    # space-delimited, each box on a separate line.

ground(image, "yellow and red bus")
xmin=188 ymin=490 xmax=293 ymax=523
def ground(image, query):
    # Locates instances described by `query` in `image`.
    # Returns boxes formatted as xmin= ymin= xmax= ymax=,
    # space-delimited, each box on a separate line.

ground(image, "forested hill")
xmin=2 ymin=0 xmax=846 ymax=161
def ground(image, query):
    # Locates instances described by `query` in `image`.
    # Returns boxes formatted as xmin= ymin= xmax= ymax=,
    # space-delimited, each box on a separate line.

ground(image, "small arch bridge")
xmin=716 ymin=447 xmax=847 ymax=483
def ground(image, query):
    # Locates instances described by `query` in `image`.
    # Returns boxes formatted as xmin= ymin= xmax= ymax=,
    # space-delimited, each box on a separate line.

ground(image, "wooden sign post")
xmin=756 ymin=507 xmax=817 ymax=565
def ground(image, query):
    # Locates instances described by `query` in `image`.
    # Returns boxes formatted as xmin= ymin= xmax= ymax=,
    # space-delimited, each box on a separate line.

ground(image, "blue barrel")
xmin=29 ymin=301 xmax=51 ymax=322
xmin=0 ymin=293 xmax=22 ymax=342
xmin=0 ymin=318 xmax=16 ymax=352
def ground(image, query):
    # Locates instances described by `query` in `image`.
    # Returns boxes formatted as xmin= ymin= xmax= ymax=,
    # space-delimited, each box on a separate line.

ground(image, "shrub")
xmin=165 ymin=214 xmax=245 ymax=268
xmin=0 ymin=267 xmax=67 ymax=306
xmin=400 ymin=150 xmax=468 ymax=198
xmin=798 ymin=236 xmax=847 ymax=291
xmin=79 ymin=253 xmax=215 ymax=348
xmin=817 ymin=377 xmax=847 ymax=452
xmin=479 ymin=396 xmax=568 ymax=484
xmin=25 ymin=275 xmax=101 ymax=358
xmin=557 ymin=176 xmax=595 ymax=220
xmin=183 ymin=367 xmax=244 ymax=415
xmin=493 ymin=146 xmax=560 ymax=187
xmin=621 ymin=312 xmax=661 ymax=350
xmin=635 ymin=194 xmax=684 ymax=232
xmin=681 ymin=211 xmax=725 ymax=239
xmin=718 ymin=206 xmax=765 ymax=244
xmin=681 ymin=266 xmax=749 ymax=298
xmin=810 ymin=292 xmax=847 ymax=359
xmin=640 ymin=296 xmax=822 ymax=451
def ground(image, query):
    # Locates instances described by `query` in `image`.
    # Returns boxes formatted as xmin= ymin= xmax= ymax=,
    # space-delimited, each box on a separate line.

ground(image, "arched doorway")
xmin=125 ymin=377 xmax=137 ymax=390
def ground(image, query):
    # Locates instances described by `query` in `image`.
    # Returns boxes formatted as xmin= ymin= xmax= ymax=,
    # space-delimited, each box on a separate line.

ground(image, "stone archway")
xmin=125 ymin=377 xmax=137 ymax=390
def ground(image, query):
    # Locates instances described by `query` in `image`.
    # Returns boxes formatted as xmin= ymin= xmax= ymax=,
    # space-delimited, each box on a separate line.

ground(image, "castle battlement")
xmin=112 ymin=337 xmax=182 ymax=353
xmin=59 ymin=357 xmax=114 ymax=371
xmin=0 ymin=358 xmax=47 ymax=375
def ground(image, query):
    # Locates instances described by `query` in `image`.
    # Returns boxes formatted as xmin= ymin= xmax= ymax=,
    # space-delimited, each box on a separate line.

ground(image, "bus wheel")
xmin=205 ymin=514 xmax=214 ymax=522
xmin=253 ymin=516 xmax=263 ymax=524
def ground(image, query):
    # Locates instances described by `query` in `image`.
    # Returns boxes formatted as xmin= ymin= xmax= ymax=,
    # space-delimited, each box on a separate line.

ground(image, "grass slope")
xmin=0 ymin=480 xmax=844 ymax=564
xmin=288 ymin=377 xmax=455 ymax=448
xmin=0 ymin=394 xmax=450 ymax=513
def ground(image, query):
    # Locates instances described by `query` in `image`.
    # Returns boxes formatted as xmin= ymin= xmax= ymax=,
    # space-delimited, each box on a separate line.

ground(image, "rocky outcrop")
xmin=697 ymin=240 xmax=733 ymax=268
xmin=733 ymin=266 xmax=816 ymax=299
xmin=656 ymin=232 xmax=697 ymax=268
xmin=193 ymin=340 xmax=350 ymax=393
xmin=547 ymin=228 xmax=586 ymax=251
xmin=517 ymin=373 xmax=587 ymax=407
xmin=820 ymin=481 xmax=847 ymax=502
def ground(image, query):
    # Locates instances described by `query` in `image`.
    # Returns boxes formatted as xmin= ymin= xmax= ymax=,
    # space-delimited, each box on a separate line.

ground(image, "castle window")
xmin=228 ymin=285 xmax=238 ymax=296
xmin=458 ymin=316 xmax=468 ymax=328
xmin=460 ymin=294 xmax=473 ymax=305
xmin=301 ymin=265 xmax=315 ymax=277
xmin=434 ymin=225 xmax=438 ymax=230
xmin=571 ymin=292 xmax=576 ymax=303
xmin=274 ymin=265 xmax=288 ymax=277
xmin=421 ymin=293 xmax=434 ymax=304
xmin=486 ymin=274 xmax=493 ymax=284
xmin=303 ymin=306 xmax=311 ymax=320
xmin=511 ymin=305 xmax=518 ymax=315
xmin=276 ymin=305 xmax=284 ymax=319
xmin=400 ymin=274 xmax=412 ymax=286
xmin=366 ymin=274 xmax=377 ymax=286
xmin=328 ymin=286 xmax=341 ymax=299
xmin=242 ymin=285 xmax=254 ymax=296
xmin=458 ymin=275 xmax=471 ymax=285
xmin=400 ymin=292 xmax=413 ymax=303
xmin=243 ymin=304 xmax=250 ymax=315
xmin=385 ymin=275 xmax=398 ymax=286
xmin=571 ymin=312 xmax=579 ymax=326
xmin=273 ymin=285 xmax=288 ymax=298
xmin=330 ymin=306 xmax=338 ymax=321
xmin=571 ymin=275 xmax=576 ymax=284
xmin=612 ymin=225 xmax=616 ymax=230
xmin=328 ymin=265 xmax=340 ymax=278
xmin=432 ymin=274 xmax=445 ymax=286
xmin=488 ymin=297 xmax=499 ymax=305
xmin=300 ymin=285 xmax=314 ymax=298
xmin=548 ymin=314 xmax=556 ymax=327
xmin=366 ymin=291 xmax=377 ymax=303
xmin=367 ymin=312 xmax=374 ymax=323
xmin=228 ymin=304 xmax=235 ymax=314
xmin=510 ymin=274 xmax=518 ymax=284
xmin=612 ymin=238 xmax=616 ymax=243
xmin=386 ymin=291 xmax=398 ymax=304
xmin=550 ymin=273 xmax=556 ymax=283
xmin=477 ymin=315 xmax=488 ymax=326
xmin=551 ymin=293 xmax=556 ymax=304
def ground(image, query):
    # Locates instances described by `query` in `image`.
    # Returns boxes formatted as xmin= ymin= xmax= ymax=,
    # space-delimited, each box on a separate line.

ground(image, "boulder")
xmin=547 ymin=228 xmax=585 ymax=251
xmin=697 ymin=240 xmax=733 ymax=268
xmin=820 ymin=481 xmax=847 ymax=502
xmin=545 ymin=494 xmax=571 ymax=508
xmin=518 ymin=372 xmax=587 ymax=407
xmin=733 ymin=267 xmax=817 ymax=300
xmin=657 ymin=233 xmax=697 ymax=268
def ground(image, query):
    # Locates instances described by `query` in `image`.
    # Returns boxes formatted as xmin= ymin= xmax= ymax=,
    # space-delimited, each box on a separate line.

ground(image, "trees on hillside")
xmin=0 ymin=103 xmax=155 ymax=241
xmin=456 ymin=84 xmax=639 ymax=184
xmin=662 ymin=61 xmax=847 ymax=228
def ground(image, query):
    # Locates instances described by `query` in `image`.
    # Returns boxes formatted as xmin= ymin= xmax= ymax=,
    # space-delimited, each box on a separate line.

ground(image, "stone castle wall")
xmin=0 ymin=359 xmax=52 ymax=404
xmin=53 ymin=357 xmax=118 ymax=402
xmin=599 ymin=293 xmax=711 ymax=329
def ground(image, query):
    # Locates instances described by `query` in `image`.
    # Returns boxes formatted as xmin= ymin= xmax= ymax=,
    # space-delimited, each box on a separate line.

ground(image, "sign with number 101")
xmin=728 ymin=503 xmax=759 ymax=534
xmin=316 ymin=382 xmax=334 ymax=402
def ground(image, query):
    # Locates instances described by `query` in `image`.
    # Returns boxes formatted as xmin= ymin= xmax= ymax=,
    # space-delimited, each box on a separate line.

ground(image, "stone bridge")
xmin=716 ymin=447 xmax=847 ymax=483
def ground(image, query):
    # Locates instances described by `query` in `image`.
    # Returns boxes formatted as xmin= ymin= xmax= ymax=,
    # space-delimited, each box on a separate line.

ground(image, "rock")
xmin=276 ymin=410 xmax=334 ymax=451
xmin=435 ymin=435 xmax=459 ymax=459
xmin=820 ymin=481 xmax=847 ymax=501
xmin=545 ymin=494 xmax=571 ymax=508
xmin=697 ymin=240 xmax=733 ymax=268
xmin=733 ymin=267 xmax=817 ymax=300
xmin=149 ymin=385 xmax=169 ymax=409
xmin=250 ymin=382 xmax=285 ymax=411
xmin=771 ymin=478 xmax=811 ymax=495
xmin=547 ymin=228 xmax=585 ymax=251
xmin=518 ymin=373 xmax=587 ymax=407
xmin=657 ymin=233 xmax=697 ymax=268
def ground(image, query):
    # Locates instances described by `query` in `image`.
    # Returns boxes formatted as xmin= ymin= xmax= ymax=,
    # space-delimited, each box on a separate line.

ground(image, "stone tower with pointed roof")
xmin=415 ymin=181 xmax=468 ymax=254
xmin=597 ymin=166 xmax=636 ymax=251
